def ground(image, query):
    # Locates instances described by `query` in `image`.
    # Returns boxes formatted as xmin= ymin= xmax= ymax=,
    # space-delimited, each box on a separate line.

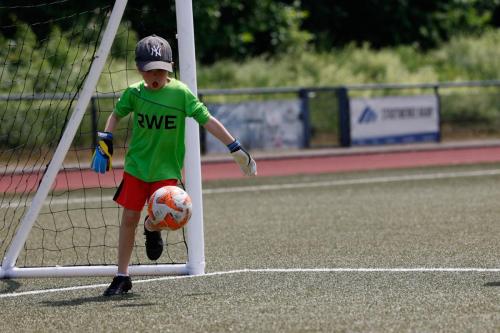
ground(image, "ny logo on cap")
xmin=151 ymin=45 xmax=162 ymax=57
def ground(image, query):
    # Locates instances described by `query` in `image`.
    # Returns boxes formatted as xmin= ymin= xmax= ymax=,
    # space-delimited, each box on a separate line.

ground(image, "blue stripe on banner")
xmin=351 ymin=132 xmax=440 ymax=146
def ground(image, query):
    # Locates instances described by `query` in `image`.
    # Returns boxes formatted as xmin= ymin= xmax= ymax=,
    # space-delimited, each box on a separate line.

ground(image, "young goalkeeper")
xmin=91 ymin=35 xmax=257 ymax=296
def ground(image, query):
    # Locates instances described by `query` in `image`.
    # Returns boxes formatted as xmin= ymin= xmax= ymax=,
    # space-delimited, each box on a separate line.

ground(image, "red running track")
xmin=3 ymin=146 xmax=500 ymax=193
xmin=204 ymin=146 xmax=500 ymax=180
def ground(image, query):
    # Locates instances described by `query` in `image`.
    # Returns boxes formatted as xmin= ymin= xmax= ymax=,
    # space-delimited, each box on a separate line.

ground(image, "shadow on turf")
xmin=41 ymin=293 xmax=154 ymax=307
xmin=0 ymin=279 xmax=21 ymax=293
xmin=484 ymin=281 xmax=500 ymax=287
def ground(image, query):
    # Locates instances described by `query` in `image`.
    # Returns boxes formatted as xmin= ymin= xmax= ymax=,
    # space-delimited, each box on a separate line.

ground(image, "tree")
xmin=1 ymin=0 xmax=499 ymax=62
xmin=300 ymin=0 xmax=500 ymax=50
xmin=1 ymin=0 xmax=311 ymax=63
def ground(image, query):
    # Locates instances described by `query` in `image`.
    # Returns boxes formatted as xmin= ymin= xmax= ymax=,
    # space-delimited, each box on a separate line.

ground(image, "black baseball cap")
xmin=135 ymin=35 xmax=173 ymax=72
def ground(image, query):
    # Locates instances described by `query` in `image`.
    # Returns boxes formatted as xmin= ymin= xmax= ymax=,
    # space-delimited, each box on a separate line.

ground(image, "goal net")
xmin=0 ymin=0 xmax=205 ymax=278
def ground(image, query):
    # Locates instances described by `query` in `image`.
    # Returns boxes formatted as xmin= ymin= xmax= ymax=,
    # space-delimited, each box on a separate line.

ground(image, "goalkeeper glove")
xmin=227 ymin=139 xmax=257 ymax=176
xmin=91 ymin=131 xmax=113 ymax=174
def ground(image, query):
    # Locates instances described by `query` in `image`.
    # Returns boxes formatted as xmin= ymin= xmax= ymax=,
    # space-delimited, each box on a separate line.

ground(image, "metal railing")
xmin=2 ymin=79 xmax=500 ymax=149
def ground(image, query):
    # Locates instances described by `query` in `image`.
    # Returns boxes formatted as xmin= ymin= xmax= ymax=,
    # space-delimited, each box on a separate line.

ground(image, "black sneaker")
xmin=144 ymin=219 xmax=163 ymax=260
xmin=103 ymin=276 xmax=132 ymax=296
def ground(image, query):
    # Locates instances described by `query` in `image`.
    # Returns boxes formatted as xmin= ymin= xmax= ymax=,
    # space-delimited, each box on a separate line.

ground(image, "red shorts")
xmin=113 ymin=172 xmax=178 ymax=211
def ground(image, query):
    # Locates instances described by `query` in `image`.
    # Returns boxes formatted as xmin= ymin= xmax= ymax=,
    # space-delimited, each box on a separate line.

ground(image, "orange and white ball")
xmin=147 ymin=186 xmax=192 ymax=230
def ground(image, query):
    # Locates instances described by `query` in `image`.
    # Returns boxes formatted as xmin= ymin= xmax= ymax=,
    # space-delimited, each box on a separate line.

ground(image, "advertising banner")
xmin=206 ymin=100 xmax=304 ymax=153
xmin=349 ymin=94 xmax=440 ymax=145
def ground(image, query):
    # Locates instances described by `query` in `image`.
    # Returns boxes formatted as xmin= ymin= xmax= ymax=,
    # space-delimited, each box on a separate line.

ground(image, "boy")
xmin=91 ymin=35 xmax=257 ymax=296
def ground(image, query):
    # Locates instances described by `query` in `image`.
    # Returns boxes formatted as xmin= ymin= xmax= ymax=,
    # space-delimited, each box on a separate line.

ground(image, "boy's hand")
xmin=91 ymin=131 xmax=113 ymax=174
xmin=228 ymin=139 xmax=257 ymax=176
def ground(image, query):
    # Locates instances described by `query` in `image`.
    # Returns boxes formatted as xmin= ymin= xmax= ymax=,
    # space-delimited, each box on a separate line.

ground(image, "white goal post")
xmin=0 ymin=0 xmax=205 ymax=278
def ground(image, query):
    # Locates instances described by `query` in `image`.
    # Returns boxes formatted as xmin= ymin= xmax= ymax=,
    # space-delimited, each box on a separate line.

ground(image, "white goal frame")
xmin=0 ymin=0 xmax=206 ymax=278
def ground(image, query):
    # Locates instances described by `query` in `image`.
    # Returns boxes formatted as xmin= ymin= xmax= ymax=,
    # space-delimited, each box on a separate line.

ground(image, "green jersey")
xmin=114 ymin=79 xmax=211 ymax=182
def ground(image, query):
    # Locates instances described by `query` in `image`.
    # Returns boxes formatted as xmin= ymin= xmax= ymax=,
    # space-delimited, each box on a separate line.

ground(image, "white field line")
xmin=2 ymin=267 xmax=500 ymax=298
xmin=2 ymin=168 xmax=500 ymax=209
xmin=202 ymin=169 xmax=500 ymax=194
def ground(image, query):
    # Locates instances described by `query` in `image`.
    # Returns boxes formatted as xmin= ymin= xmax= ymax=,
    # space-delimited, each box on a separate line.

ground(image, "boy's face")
xmin=139 ymin=69 xmax=169 ymax=90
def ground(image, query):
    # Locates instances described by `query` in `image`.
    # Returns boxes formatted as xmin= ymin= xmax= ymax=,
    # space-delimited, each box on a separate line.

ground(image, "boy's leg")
xmin=104 ymin=174 xmax=179 ymax=295
xmin=113 ymin=172 xmax=164 ymax=260
xmin=105 ymin=172 xmax=149 ymax=296
xmin=143 ymin=178 xmax=178 ymax=259
xmin=117 ymin=208 xmax=142 ymax=274
xmin=103 ymin=208 xmax=140 ymax=296
xmin=144 ymin=216 xmax=164 ymax=260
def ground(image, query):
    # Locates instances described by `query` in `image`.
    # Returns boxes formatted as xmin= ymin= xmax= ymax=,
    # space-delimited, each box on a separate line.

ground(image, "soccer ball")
xmin=147 ymin=186 xmax=192 ymax=230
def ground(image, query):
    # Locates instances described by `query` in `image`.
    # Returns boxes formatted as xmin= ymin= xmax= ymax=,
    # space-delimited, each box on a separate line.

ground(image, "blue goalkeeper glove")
xmin=91 ymin=131 xmax=113 ymax=174
xmin=227 ymin=139 xmax=257 ymax=176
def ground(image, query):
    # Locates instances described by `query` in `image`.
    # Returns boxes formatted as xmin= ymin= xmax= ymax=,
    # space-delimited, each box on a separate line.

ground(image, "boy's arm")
xmin=202 ymin=116 xmax=235 ymax=145
xmin=104 ymin=112 xmax=120 ymax=132
xmin=203 ymin=116 xmax=257 ymax=176
xmin=90 ymin=113 xmax=121 ymax=174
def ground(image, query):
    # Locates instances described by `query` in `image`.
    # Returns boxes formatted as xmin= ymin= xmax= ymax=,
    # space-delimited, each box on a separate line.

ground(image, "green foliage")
xmin=429 ymin=29 xmax=500 ymax=80
xmin=439 ymin=89 xmax=500 ymax=138
xmin=192 ymin=0 xmax=313 ymax=62
xmin=0 ymin=15 xmax=110 ymax=149
xmin=2 ymin=1 xmax=499 ymax=63
xmin=301 ymin=0 xmax=500 ymax=51
xmin=2 ymin=8 xmax=500 ymax=149
xmin=197 ymin=30 xmax=500 ymax=88
xmin=197 ymin=29 xmax=500 ymax=142
xmin=197 ymin=45 xmax=433 ymax=89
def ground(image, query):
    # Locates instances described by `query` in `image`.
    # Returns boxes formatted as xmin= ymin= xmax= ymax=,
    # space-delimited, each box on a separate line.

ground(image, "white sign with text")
xmin=349 ymin=94 xmax=439 ymax=145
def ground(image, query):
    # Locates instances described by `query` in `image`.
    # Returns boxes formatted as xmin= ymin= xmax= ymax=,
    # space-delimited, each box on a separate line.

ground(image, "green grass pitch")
xmin=2 ymin=163 xmax=500 ymax=332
